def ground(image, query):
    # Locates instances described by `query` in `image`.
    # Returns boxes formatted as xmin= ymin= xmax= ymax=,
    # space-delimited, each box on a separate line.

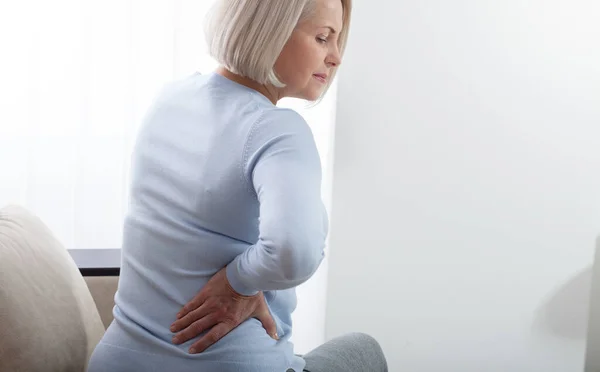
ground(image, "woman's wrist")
xmin=225 ymin=257 xmax=259 ymax=296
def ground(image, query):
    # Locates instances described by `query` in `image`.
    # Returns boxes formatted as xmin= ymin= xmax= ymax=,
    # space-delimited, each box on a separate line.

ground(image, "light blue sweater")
xmin=87 ymin=72 xmax=329 ymax=372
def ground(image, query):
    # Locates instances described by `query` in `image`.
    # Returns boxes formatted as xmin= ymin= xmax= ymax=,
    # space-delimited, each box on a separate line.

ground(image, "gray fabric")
xmin=300 ymin=332 xmax=388 ymax=372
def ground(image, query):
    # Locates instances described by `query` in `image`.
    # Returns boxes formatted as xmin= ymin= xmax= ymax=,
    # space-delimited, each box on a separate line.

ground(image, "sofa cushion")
xmin=0 ymin=205 xmax=105 ymax=372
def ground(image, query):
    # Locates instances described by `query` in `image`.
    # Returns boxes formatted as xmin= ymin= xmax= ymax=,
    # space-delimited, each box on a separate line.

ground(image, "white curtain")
xmin=0 ymin=0 xmax=337 ymax=353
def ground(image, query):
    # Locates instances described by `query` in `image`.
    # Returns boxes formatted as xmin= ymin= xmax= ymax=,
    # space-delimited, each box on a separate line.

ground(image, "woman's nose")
xmin=326 ymin=48 xmax=342 ymax=67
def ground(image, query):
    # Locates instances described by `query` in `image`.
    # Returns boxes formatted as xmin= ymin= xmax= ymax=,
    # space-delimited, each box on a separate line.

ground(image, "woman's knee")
xmin=340 ymin=332 xmax=388 ymax=370
xmin=303 ymin=332 xmax=388 ymax=372
xmin=345 ymin=332 xmax=383 ymax=350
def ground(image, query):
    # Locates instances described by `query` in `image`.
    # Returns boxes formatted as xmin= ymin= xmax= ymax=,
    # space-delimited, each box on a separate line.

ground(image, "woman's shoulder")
xmin=244 ymin=107 xmax=315 ymax=156
xmin=254 ymin=103 xmax=315 ymax=139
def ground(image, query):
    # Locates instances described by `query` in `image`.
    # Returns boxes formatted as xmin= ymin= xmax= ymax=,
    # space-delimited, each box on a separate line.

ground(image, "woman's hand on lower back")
xmin=169 ymin=266 xmax=278 ymax=354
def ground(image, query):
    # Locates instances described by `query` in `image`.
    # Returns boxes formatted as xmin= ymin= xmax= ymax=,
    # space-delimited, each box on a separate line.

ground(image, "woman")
xmin=88 ymin=0 xmax=387 ymax=371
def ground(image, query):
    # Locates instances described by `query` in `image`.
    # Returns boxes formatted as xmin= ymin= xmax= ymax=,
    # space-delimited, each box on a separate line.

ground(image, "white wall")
xmin=326 ymin=1 xmax=600 ymax=371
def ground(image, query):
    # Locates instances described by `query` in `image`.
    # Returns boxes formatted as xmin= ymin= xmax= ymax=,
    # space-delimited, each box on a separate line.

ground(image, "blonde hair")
xmin=205 ymin=0 xmax=352 ymax=97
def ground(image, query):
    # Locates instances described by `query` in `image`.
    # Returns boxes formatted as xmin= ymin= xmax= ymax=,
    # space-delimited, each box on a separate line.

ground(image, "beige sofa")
xmin=0 ymin=205 xmax=118 ymax=372
xmin=83 ymin=277 xmax=118 ymax=330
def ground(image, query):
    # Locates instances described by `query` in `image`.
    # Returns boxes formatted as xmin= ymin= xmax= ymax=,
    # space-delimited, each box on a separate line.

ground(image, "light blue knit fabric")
xmin=87 ymin=72 xmax=328 ymax=372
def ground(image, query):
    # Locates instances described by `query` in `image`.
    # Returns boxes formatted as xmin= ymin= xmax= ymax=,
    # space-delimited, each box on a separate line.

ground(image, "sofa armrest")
xmin=84 ymin=276 xmax=119 ymax=329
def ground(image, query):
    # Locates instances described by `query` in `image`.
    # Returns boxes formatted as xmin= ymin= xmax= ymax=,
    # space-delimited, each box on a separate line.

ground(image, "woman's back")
xmin=88 ymin=72 xmax=327 ymax=372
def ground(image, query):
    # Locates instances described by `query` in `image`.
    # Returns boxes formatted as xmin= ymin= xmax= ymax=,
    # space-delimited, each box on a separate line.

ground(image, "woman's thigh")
xmin=301 ymin=332 xmax=388 ymax=372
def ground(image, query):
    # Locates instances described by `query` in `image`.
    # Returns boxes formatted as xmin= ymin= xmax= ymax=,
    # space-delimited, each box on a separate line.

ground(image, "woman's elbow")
xmin=277 ymin=235 xmax=325 ymax=282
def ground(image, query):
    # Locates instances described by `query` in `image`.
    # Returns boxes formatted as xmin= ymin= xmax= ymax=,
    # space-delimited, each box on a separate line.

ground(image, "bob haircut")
xmin=205 ymin=0 xmax=352 ymax=99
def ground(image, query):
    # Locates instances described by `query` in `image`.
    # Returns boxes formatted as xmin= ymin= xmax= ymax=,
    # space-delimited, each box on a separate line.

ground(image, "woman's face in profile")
xmin=274 ymin=0 xmax=344 ymax=101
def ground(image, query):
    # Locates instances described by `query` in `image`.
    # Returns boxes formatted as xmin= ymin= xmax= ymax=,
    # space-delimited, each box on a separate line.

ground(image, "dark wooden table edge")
xmin=79 ymin=267 xmax=121 ymax=276
xmin=68 ymin=248 xmax=121 ymax=277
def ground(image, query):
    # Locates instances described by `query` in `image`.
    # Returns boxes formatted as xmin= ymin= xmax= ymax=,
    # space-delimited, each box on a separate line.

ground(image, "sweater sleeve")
xmin=225 ymin=108 xmax=328 ymax=295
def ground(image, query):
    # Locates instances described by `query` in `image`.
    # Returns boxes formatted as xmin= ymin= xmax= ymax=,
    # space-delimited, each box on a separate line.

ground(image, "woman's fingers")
xmin=189 ymin=322 xmax=234 ymax=354
xmin=171 ymin=303 xmax=211 ymax=333
xmin=172 ymin=313 xmax=217 ymax=345
xmin=176 ymin=292 xmax=206 ymax=320
xmin=254 ymin=302 xmax=278 ymax=340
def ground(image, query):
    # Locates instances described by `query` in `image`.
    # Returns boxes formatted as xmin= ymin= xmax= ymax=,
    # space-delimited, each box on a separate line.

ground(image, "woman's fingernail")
xmin=170 ymin=325 xmax=176 ymax=332
xmin=189 ymin=347 xmax=197 ymax=354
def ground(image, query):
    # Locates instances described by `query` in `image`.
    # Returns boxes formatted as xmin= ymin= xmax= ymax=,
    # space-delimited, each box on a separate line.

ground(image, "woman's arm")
xmin=226 ymin=108 xmax=328 ymax=296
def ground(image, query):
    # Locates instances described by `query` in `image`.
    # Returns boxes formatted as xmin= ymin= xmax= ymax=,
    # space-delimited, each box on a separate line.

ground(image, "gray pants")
xmin=299 ymin=333 xmax=388 ymax=372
